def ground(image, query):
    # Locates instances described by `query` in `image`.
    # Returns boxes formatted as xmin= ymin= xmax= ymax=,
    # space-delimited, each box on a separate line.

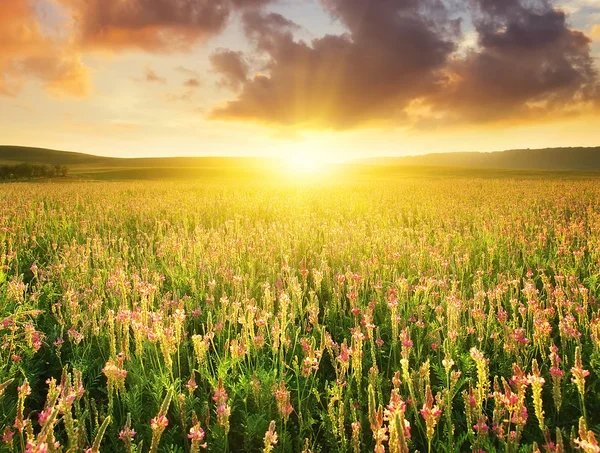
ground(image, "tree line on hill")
xmin=0 ymin=163 xmax=69 ymax=180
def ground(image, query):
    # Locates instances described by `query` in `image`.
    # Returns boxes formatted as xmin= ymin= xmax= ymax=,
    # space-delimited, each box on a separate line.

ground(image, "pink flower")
xmin=188 ymin=425 xmax=205 ymax=441
xmin=186 ymin=374 xmax=198 ymax=394
xmin=189 ymin=424 xmax=208 ymax=449
xmin=151 ymin=415 xmax=169 ymax=431
xmin=38 ymin=407 xmax=53 ymax=426
xmin=25 ymin=441 xmax=48 ymax=453
xmin=118 ymin=427 xmax=136 ymax=441
xmin=2 ymin=429 xmax=14 ymax=444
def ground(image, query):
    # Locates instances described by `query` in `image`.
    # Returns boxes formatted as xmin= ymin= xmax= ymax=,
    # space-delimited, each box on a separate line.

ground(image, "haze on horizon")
xmin=1 ymin=0 xmax=599 ymax=160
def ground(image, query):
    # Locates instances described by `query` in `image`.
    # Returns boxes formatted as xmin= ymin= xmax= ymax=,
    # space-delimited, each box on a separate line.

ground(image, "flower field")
xmin=1 ymin=178 xmax=600 ymax=452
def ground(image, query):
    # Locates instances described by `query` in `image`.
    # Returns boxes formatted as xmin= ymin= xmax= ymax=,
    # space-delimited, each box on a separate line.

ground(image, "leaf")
xmin=91 ymin=416 xmax=111 ymax=453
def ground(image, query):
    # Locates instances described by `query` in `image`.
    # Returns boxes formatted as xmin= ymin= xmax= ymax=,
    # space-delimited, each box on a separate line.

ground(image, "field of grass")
xmin=2 ymin=176 xmax=600 ymax=452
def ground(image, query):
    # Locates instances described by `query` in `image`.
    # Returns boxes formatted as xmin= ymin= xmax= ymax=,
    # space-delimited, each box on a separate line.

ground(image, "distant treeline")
xmin=0 ymin=163 xmax=69 ymax=180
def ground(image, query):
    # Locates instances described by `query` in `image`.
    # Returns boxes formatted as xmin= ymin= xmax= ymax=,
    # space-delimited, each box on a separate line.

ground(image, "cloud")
xmin=0 ymin=0 xmax=90 ymax=97
xmin=184 ymin=78 xmax=201 ymax=88
xmin=58 ymin=0 xmax=274 ymax=52
xmin=211 ymin=2 xmax=460 ymax=129
xmin=210 ymin=49 xmax=250 ymax=90
xmin=209 ymin=0 xmax=599 ymax=130
xmin=176 ymin=66 xmax=199 ymax=76
xmin=18 ymin=54 xmax=90 ymax=97
xmin=143 ymin=65 xmax=167 ymax=83
xmin=433 ymin=0 xmax=599 ymax=123
xmin=591 ymin=24 xmax=600 ymax=40
xmin=166 ymin=90 xmax=195 ymax=103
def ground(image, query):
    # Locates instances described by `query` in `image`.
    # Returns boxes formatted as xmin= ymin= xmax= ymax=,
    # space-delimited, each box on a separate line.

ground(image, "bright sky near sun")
xmin=0 ymin=0 xmax=599 ymax=159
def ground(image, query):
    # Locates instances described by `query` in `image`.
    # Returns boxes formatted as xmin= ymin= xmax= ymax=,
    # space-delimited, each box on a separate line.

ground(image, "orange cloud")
xmin=591 ymin=25 xmax=600 ymax=41
xmin=58 ymin=0 xmax=272 ymax=52
xmin=0 ymin=0 xmax=90 ymax=97
xmin=19 ymin=54 xmax=90 ymax=97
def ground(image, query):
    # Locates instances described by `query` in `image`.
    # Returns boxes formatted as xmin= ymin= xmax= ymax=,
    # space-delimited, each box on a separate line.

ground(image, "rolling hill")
xmin=2 ymin=145 xmax=600 ymax=180
xmin=0 ymin=146 xmax=115 ymax=166
xmin=0 ymin=146 xmax=278 ymax=169
xmin=358 ymin=147 xmax=600 ymax=171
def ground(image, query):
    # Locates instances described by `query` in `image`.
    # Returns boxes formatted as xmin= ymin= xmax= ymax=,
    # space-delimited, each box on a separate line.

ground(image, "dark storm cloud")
xmin=434 ymin=0 xmax=599 ymax=122
xmin=210 ymin=1 xmax=461 ymax=128
xmin=210 ymin=0 xmax=599 ymax=129
xmin=59 ymin=0 xmax=274 ymax=52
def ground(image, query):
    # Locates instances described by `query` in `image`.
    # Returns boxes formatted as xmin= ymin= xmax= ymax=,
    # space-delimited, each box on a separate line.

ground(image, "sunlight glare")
xmin=285 ymin=152 xmax=328 ymax=175
xmin=278 ymin=137 xmax=334 ymax=178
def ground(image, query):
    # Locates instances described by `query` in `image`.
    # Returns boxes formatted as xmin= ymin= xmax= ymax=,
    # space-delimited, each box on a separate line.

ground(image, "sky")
xmin=0 ymin=0 xmax=599 ymax=160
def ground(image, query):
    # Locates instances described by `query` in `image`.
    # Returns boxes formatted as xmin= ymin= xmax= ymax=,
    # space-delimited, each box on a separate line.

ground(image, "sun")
xmin=273 ymin=135 xmax=337 ymax=179
xmin=285 ymin=152 xmax=328 ymax=174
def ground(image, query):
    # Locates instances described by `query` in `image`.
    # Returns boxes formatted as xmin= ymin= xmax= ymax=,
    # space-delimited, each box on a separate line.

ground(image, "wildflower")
xmin=385 ymin=388 xmax=410 ymax=453
xmin=25 ymin=441 xmax=48 ymax=453
xmin=102 ymin=357 xmax=128 ymax=396
xmin=67 ymin=329 xmax=84 ymax=345
xmin=549 ymin=343 xmax=564 ymax=411
xmin=192 ymin=335 xmax=210 ymax=366
xmin=470 ymin=347 xmax=489 ymax=412
xmin=371 ymin=406 xmax=388 ymax=453
xmin=527 ymin=359 xmax=545 ymax=431
xmin=302 ymin=356 xmax=320 ymax=377
xmin=251 ymin=325 xmax=265 ymax=345
xmin=186 ymin=374 xmax=198 ymax=394
xmin=274 ymin=381 xmax=294 ymax=422
xmin=336 ymin=340 xmax=351 ymax=372
xmin=2 ymin=428 xmax=14 ymax=444
xmin=263 ymin=421 xmax=278 ymax=453
xmin=119 ymin=415 xmax=136 ymax=453
xmin=420 ymin=385 xmax=442 ymax=445
xmin=213 ymin=379 xmax=231 ymax=434
xmin=38 ymin=407 xmax=53 ymax=426
xmin=574 ymin=418 xmax=600 ymax=453
xmin=229 ymin=338 xmax=246 ymax=361
xmin=571 ymin=346 xmax=590 ymax=398
xmin=14 ymin=380 xmax=31 ymax=432
xmin=351 ymin=421 xmax=361 ymax=453
xmin=474 ymin=415 xmax=490 ymax=436
xmin=150 ymin=392 xmax=172 ymax=453
xmin=400 ymin=328 xmax=413 ymax=359
xmin=151 ymin=415 xmax=168 ymax=431
xmin=119 ymin=427 xmax=136 ymax=441
xmin=442 ymin=356 xmax=454 ymax=374
xmin=25 ymin=323 xmax=43 ymax=352
xmin=188 ymin=421 xmax=207 ymax=453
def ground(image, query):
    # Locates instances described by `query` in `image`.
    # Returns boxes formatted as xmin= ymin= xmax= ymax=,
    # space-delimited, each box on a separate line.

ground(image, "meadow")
xmin=1 ymin=176 xmax=600 ymax=452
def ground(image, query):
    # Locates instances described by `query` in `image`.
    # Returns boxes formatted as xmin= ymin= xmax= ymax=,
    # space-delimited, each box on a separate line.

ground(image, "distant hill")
xmin=358 ymin=147 xmax=600 ymax=171
xmin=0 ymin=146 xmax=277 ymax=169
xmin=0 ymin=146 xmax=116 ymax=166
xmin=3 ymin=145 xmax=600 ymax=173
